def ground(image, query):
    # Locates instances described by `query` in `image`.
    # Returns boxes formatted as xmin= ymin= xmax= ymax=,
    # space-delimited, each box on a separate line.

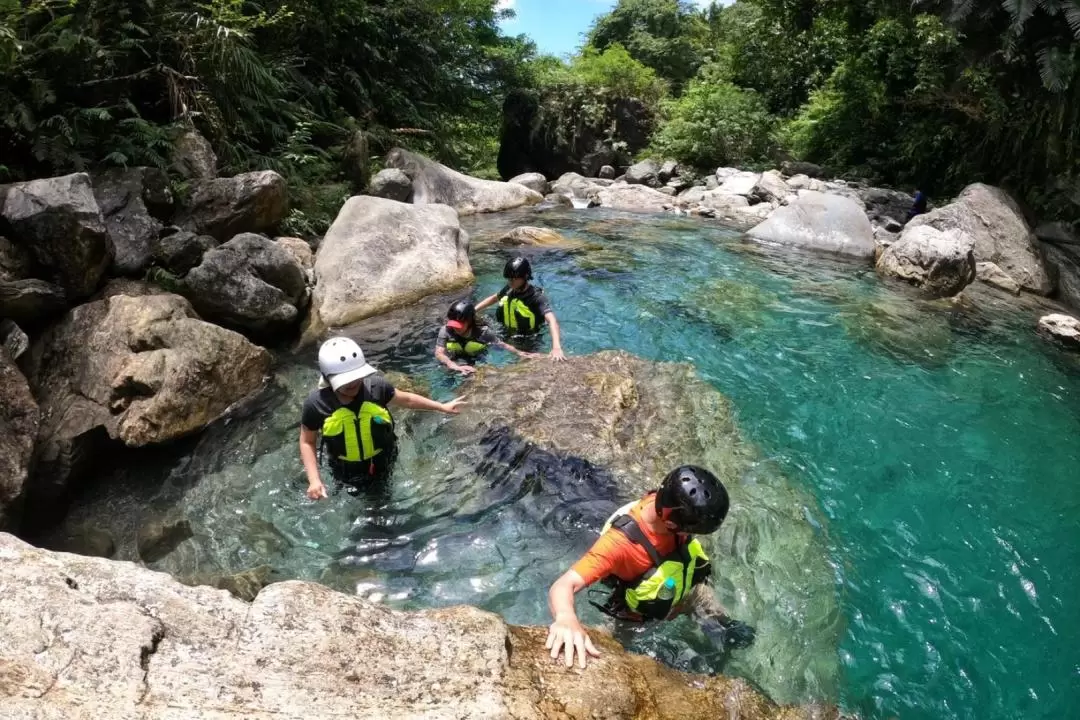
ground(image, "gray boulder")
xmin=508 ymin=172 xmax=550 ymax=195
xmin=1 ymin=318 xmax=29 ymax=360
xmin=751 ymin=171 xmax=789 ymax=205
xmin=1041 ymin=242 xmax=1080 ymax=310
xmin=24 ymin=293 xmax=271 ymax=506
xmin=598 ymin=165 xmax=616 ymax=179
xmin=625 ymin=159 xmax=661 ymax=188
xmin=368 ymin=168 xmax=413 ymax=203
xmin=781 ymin=160 xmax=825 ymax=178
xmin=153 ymin=230 xmax=218 ymax=276
xmin=551 ymin=172 xmax=607 ymax=199
xmin=658 ymin=159 xmax=679 ymax=183
xmin=0 ymin=172 xmax=111 ymax=300
xmin=858 ymin=186 xmax=915 ymax=227
xmin=0 ymin=350 xmax=38 ymax=530
xmin=976 ymin=261 xmax=1021 ymax=295
xmin=183 ymin=233 xmax=308 ymax=340
xmin=1037 ymin=313 xmax=1080 ymax=350
xmin=305 ymin=196 xmax=473 ymax=340
xmin=92 ymin=167 xmax=174 ymax=275
xmin=177 ymin=170 xmax=288 ymax=241
xmin=170 ymin=128 xmax=217 ymax=180
xmin=385 ymin=148 xmax=542 ymax=214
xmin=875 ymin=225 xmax=976 ymax=297
xmin=0 ymin=279 xmax=66 ymax=327
xmin=275 ymin=236 xmax=315 ymax=273
xmin=594 ymin=184 xmax=674 ymax=213
xmin=748 ymin=191 xmax=876 ymax=259
xmin=719 ymin=171 xmax=761 ymax=197
xmin=0 ymin=532 xmax=842 ymax=720
xmin=907 ymin=183 xmax=1052 ymax=294
xmin=0 ymin=234 xmax=32 ymax=281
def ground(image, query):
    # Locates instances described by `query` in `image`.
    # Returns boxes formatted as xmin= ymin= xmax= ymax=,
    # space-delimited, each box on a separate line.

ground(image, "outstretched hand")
xmin=545 ymin=613 xmax=600 ymax=669
xmin=441 ymin=397 xmax=468 ymax=414
xmin=702 ymin=617 xmax=757 ymax=650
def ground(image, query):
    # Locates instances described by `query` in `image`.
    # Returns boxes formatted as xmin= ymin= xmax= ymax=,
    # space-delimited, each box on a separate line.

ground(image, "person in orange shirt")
xmin=545 ymin=465 xmax=756 ymax=668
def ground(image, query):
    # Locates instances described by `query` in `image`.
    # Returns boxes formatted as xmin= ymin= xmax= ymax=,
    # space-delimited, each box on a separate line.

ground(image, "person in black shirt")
xmin=434 ymin=300 xmax=537 ymax=376
xmin=300 ymin=337 xmax=464 ymax=499
xmin=474 ymin=256 xmax=566 ymax=361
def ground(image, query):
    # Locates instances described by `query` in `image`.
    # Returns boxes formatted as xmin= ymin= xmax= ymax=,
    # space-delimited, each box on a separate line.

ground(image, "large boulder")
xmin=170 ymin=128 xmax=217 ymax=180
xmin=625 ymin=159 xmax=661 ymax=188
xmin=976 ymin=261 xmax=1021 ymax=295
xmin=594 ymin=184 xmax=674 ymax=213
xmin=1041 ymin=241 xmax=1080 ymax=310
xmin=780 ymin=160 xmax=825 ymax=178
xmin=92 ymin=167 xmax=174 ymax=275
xmin=0 ymin=172 xmax=112 ymax=300
xmin=0 ymin=533 xmax=840 ymax=720
xmin=450 ymin=352 xmax=842 ymax=703
xmin=1037 ymin=313 xmax=1080 ymax=350
xmin=152 ymin=229 xmax=218 ymax=276
xmin=718 ymin=171 xmax=761 ymax=198
xmin=508 ymin=172 xmax=550 ymax=195
xmin=385 ymin=148 xmax=542 ymax=215
xmin=907 ymin=183 xmax=1052 ymax=294
xmin=368 ymin=168 xmax=413 ymax=203
xmin=177 ymin=170 xmax=288 ymax=241
xmin=23 ymin=293 xmax=271 ymax=509
xmin=0 ymin=234 xmax=32 ymax=281
xmin=182 ymin=233 xmax=309 ymax=341
xmin=0 ymin=352 xmax=38 ymax=530
xmin=751 ymin=171 xmax=789 ymax=205
xmin=747 ymin=191 xmax=876 ymax=259
xmin=856 ymin=186 xmax=915 ymax=227
xmin=550 ymin=172 xmax=609 ymax=200
xmin=875 ymin=225 xmax=976 ymax=297
xmin=306 ymin=196 xmax=473 ymax=339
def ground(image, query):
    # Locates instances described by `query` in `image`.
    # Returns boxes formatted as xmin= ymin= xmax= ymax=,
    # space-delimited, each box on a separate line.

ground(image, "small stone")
xmin=1037 ymin=313 xmax=1080 ymax=350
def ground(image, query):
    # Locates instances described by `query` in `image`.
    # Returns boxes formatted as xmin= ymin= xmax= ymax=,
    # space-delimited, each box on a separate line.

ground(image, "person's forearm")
xmin=392 ymin=391 xmax=452 ymax=413
xmin=497 ymin=340 xmax=529 ymax=358
xmin=546 ymin=313 xmax=563 ymax=351
xmin=299 ymin=439 xmax=321 ymax=486
xmin=435 ymin=348 xmax=458 ymax=370
xmin=687 ymin=583 xmax=730 ymax=622
xmin=548 ymin=575 xmax=580 ymax=622
xmin=475 ymin=294 xmax=498 ymax=312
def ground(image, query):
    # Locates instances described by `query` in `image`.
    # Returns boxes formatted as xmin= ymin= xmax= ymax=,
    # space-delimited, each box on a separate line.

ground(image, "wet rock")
xmin=907 ymin=183 xmax=1052 ymax=294
xmin=386 ymin=148 xmax=542 ymax=214
xmin=368 ymin=168 xmax=413 ymax=203
xmin=598 ymin=165 xmax=616 ymax=180
xmin=976 ymin=261 xmax=1021 ymax=295
xmin=550 ymin=172 xmax=609 ymax=200
xmin=1037 ymin=313 xmax=1080 ymax=350
xmin=840 ymin=295 xmax=954 ymax=366
xmin=24 ymin=293 xmax=271 ymax=508
xmin=625 ymin=159 xmax=662 ymax=188
xmin=875 ymin=225 xmax=976 ymax=298
xmin=781 ymin=160 xmax=825 ymax=178
xmin=0 ymin=532 xmax=844 ymax=720
xmin=210 ymin=564 xmax=275 ymax=601
xmin=183 ymin=233 xmax=309 ymax=340
xmin=540 ymin=193 xmax=574 ymax=209
xmin=170 ymin=128 xmax=217 ymax=180
xmin=305 ymin=196 xmax=473 ymax=339
xmin=682 ymin=279 xmax=779 ymax=331
xmin=498 ymin=226 xmax=584 ymax=250
xmin=508 ymin=172 xmax=550 ymax=195
xmin=177 ymin=170 xmax=288 ymax=241
xmin=0 ymin=172 xmax=111 ymax=299
xmin=0 ymin=278 xmax=66 ymax=327
xmin=50 ymin=525 xmax=117 ymax=558
xmin=0 ymin=234 xmax=32 ymax=281
xmin=595 ymin=184 xmax=674 ymax=213
xmin=0 ymin=351 xmax=38 ymax=530
xmin=1041 ymin=242 xmax=1080 ymax=311
xmin=152 ymin=229 xmax=217 ymax=276
xmin=452 ymin=351 xmax=842 ymax=702
xmin=92 ymin=167 xmax=174 ymax=275
xmin=137 ymin=515 xmax=194 ymax=563
xmin=748 ymin=191 xmax=875 ymax=259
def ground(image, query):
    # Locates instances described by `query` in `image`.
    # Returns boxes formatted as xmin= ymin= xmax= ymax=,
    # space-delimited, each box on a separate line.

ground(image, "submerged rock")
xmin=748 ymin=191 xmax=876 ymax=260
xmin=23 ymin=293 xmax=271 ymax=512
xmin=450 ymin=351 xmax=843 ymax=703
xmin=0 ymin=532 xmax=845 ymax=720
xmin=0 ymin=350 xmax=38 ymax=530
xmin=839 ymin=295 xmax=954 ymax=366
xmin=498 ymin=226 xmax=584 ymax=250
xmin=305 ymin=196 xmax=473 ymax=340
xmin=386 ymin=148 xmax=543 ymax=215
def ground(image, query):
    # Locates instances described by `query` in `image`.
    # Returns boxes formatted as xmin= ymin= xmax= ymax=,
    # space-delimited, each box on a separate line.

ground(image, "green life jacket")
xmin=445 ymin=328 xmax=489 ymax=358
xmin=589 ymin=500 xmax=711 ymax=622
xmin=497 ymin=290 xmax=542 ymax=334
xmin=320 ymin=401 xmax=394 ymax=465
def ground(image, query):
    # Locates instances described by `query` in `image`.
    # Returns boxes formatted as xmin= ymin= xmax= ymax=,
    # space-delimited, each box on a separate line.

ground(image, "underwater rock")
xmin=839 ymin=294 xmax=954 ymax=366
xmin=0 ymin=532 xmax=846 ymax=720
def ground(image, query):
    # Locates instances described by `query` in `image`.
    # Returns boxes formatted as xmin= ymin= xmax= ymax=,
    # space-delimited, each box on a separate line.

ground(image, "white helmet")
xmin=318 ymin=337 xmax=376 ymax=390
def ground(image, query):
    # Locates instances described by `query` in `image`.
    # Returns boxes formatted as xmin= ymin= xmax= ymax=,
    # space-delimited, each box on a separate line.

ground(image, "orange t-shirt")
xmin=572 ymin=494 xmax=681 ymax=586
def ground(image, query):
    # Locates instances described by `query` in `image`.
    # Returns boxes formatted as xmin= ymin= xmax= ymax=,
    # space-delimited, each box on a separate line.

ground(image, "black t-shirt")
xmin=301 ymin=375 xmax=396 ymax=432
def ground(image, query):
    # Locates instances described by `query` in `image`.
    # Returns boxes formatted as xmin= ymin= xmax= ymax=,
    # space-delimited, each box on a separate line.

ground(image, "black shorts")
xmin=328 ymin=445 xmax=398 ymax=495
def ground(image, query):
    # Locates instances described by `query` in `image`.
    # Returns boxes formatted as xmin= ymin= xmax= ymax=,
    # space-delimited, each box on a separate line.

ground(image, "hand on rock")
xmin=545 ymin=614 xmax=600 ymax=669
xmin=306 ymin=482 xmax=328 ymax=501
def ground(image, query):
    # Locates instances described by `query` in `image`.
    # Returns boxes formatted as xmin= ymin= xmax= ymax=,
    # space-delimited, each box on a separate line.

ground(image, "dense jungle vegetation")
xmin=2 ymin=0 xmax=1079 ymax=231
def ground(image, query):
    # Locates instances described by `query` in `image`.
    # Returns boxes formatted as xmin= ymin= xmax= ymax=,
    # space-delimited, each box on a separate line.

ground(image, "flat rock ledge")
xmin=0 ymin=533 xmax=845 ymax=720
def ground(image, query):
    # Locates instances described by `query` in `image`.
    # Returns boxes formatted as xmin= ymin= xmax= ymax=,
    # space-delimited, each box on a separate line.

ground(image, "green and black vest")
xmin=497 ymin=288 xmax=544 ymax=334
xmin=445 ymin=328 xmax=489 ymax=358
xmin=320 ymin=401 xmax=395 ymax=475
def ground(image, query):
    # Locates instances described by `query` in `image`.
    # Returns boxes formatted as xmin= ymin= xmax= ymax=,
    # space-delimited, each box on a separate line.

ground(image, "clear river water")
xmin=44 ymin=207 xmax=1080 ymax=719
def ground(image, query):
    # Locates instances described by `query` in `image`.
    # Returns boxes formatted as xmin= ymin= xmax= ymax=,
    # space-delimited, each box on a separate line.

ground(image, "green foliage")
xmin=649 ymin=70 xmax=774 ymax=168
xmin=569 ymin=44 xmax=669 ymax=106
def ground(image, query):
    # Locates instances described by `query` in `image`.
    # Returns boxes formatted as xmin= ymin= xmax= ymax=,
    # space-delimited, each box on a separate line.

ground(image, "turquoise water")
xmin=48 ymin=208 xmax=1080 ymax=718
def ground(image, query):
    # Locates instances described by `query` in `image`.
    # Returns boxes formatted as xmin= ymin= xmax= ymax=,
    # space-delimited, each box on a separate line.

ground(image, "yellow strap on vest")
xmin=499 ymin=296 xmax=537 ymax=331
xmin=446 ymin=339 xmax=488 ymax=356
xmin=322 ymin=402 xmax=393 ymax=462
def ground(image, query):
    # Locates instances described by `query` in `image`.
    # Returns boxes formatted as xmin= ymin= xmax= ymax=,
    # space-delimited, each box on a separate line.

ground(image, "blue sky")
xmin=497 ymin=0 xmax=731 ymax=58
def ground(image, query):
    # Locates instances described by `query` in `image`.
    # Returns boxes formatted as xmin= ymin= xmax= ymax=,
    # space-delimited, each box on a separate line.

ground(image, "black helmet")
xmin=447 ymin=300 xmax=476 ymax=323
xmin=655 ymin=465 xmax=729 ymax=534
xmin=503 ymin=256 xmax=533 ymax=280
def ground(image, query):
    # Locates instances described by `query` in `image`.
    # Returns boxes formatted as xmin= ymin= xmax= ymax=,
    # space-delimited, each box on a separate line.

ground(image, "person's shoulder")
xmin=497 ymin=284 xmax=510 ymax=297
xmin=436 ymin=325 xmax=450 ymax=340
xmin=303 ymin=386 xmax=334 ymax=407
xmin=365 ymin=372 xmax=395 ymax=391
